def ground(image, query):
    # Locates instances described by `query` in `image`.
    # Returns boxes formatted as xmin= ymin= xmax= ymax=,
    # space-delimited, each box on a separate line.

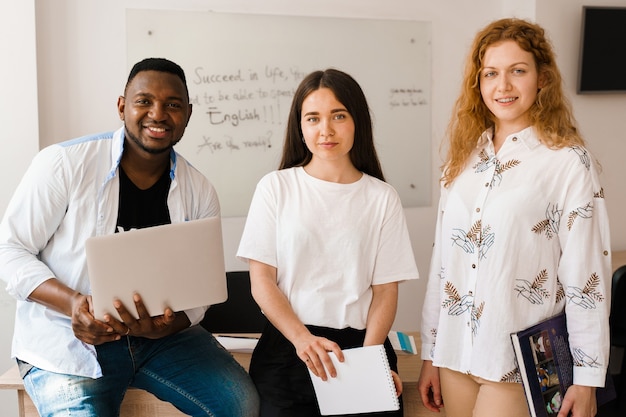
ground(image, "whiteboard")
xmin=127 ymin=10 xmax=431 ymax=217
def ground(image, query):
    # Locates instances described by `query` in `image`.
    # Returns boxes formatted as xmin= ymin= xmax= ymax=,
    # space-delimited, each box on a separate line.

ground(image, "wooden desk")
xmin=0 ymin=332 xmax=443 ymax=417
xmin=613 ymin=250 xmax=626 ymax=272
xmin=4 ymin=250 xmax=624 ymax=417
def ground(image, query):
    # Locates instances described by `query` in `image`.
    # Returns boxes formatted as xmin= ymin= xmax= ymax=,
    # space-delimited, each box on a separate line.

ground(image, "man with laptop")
xmin=0 ymin=58 xmax=259 ymax=417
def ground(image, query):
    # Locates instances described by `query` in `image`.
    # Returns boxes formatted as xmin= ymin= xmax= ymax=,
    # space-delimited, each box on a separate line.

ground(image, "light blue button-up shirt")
xmin=0 ymin=127 xmax=220 ymax=378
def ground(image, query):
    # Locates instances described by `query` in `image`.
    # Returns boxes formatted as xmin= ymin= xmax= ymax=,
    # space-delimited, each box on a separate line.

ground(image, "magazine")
xmin=510 ymin=312 xmax=615 ymax=417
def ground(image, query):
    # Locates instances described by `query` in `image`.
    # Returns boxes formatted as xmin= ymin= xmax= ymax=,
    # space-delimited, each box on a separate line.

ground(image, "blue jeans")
xmin=22 ymin=326 xmax=259 ymax=417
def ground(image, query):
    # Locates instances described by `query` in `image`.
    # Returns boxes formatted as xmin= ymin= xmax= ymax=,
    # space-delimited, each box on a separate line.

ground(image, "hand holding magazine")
xmin=510 ymin=312 xmax=615 ymax=417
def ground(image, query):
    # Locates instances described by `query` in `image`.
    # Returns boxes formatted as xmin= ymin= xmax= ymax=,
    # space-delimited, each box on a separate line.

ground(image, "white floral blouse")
xmin=421 ymin=127 xmax=611 ymax=387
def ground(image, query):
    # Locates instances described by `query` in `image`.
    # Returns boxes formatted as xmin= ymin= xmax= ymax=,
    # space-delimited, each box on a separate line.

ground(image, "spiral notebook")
xmin=308 ymin=344 xmax=400 ymax=415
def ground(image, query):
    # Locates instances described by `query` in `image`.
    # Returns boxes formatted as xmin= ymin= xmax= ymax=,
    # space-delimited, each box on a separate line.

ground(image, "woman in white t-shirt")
xmin=237 ymin=69 xmax=419 ymax=417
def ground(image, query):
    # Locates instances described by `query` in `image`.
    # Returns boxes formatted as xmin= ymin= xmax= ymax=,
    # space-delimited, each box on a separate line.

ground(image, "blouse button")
xmin=512 ymin=137 xmax=518 ymax=142
xmin=472 ymin=264 xmax=476 ymax=269
xmin=603 ymin=250 xmax=609 ymax=256
xmin=476 ymin=208 xmax=480 ymax=213
xmin=485 ymin=183 xmax=489 ymax=187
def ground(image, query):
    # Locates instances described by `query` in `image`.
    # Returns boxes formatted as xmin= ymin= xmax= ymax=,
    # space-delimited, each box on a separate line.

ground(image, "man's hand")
xmin=27 ymin=278 xmax=122 ymax=345
xmin=70 ymin=293 xmax=122 ymax=345
xmin=103 ymin=293 xmax=187 ymax=339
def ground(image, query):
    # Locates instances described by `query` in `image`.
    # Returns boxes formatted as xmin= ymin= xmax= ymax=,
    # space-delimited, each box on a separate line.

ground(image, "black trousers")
xmin=249 ymin=322 xmax=403 ymax=417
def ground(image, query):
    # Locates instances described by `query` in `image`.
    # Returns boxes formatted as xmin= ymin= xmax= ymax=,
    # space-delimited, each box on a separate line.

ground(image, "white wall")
xmin=0 ymin=0 xmax=39 ymax=415
xmin=535 ymin=0 xmax=626 ymax=378
xmin=31 ymin=0 xmax=508 ymax=334
xmin=535 ymin=0 xmax=626 ymax=256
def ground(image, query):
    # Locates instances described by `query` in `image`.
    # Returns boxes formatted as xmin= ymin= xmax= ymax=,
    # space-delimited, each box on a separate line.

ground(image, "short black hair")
xmin=125 ymin=58 xmax=189 ymax=99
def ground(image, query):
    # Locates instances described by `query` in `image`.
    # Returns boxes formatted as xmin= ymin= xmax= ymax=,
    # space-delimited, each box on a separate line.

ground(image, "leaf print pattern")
xmin=442 ymin=282 xmax=462 ymax=309
xmin=583 ymin=273 xmax=604 ymax=302
xmin=471 ymin=301 xmax=484 ymax=336
xmin=442 ymin=282 xmax=484 ymax=336
xmin=567 ymin=202 xmax=593 ymax=231
xmin=555 ymin=278 xmax=565 ymax=304
xmin=567 ymin=213 xmax=576 ymax=230
xmin=569 ymin=146 xmax=590 ymax=170
xmin=466 ymin=221 xmax=482 ymax=244
xmin=594 ymin=188 xmax=604 ymax=199
xmin=477 ymin=227 xmax=495 ymax=260
xmin=473 ymin=150 xmax=494 ymax=173
xmin=531 ymin=219 xmax=550 ymax=237
xmin=531 ymin=219 xmax=551 ymax=238
xmin=442 ymin=282 xmax=474 ymax=315
xmin=473 ymin=150 xmax=521 ymax=187
xmin=429 ymin=141 xmax=609 ymax=383
xmin=451 ymin=220 xmax=495 ymax=260
xmin=514 ymin=269 xmax=551 ymax=304
xmin=500 ymin=369 xmax=522 ymax=383
xmin=532 ymin=203 xmax=562 ymax=239
xmin=567 ymin=273 xmax=605 ymax=309
xmin=495 ymin=159 xmax=521 ymax=176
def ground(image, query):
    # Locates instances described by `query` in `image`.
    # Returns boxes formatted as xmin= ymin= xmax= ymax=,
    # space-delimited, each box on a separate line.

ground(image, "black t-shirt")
xmin=116 ymin=165 xmax=171 ymax=232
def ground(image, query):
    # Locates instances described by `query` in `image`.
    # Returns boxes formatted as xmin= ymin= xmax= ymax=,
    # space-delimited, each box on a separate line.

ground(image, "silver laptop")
xmin=86 ymin=217 xmax=227 ymax=321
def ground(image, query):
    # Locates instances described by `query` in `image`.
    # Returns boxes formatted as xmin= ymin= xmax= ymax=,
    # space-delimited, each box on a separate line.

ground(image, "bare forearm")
xmin=248 ymin=260 xmax=344 ymax=381
xmin=28 ymin=277 xmax=82 ymax=317
xmin=28 ymin=277 xmax=116 ymax=345
xmin=364 ymin=282 xmax=398 ymax=346
xmin=249 ymin=260 xmax=309 ymax=343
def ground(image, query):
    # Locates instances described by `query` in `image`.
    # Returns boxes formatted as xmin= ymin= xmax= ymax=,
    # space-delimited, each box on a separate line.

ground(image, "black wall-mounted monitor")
xmin=577 ymin=6 xmax=626 ymax=94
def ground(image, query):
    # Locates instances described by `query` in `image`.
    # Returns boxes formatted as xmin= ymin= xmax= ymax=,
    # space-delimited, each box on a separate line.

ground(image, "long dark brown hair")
xmin=279 ymin=69 xmax=385 ymax=181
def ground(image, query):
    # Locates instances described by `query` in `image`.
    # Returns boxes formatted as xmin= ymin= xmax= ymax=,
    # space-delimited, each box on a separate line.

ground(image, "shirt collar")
xmin=109 ymin=127 xmax=178 ymax=181
xmin=477 ymin=126 xmax=541 ymax=151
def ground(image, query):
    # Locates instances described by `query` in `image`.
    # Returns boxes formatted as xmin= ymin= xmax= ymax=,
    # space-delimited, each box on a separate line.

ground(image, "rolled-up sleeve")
xmin=558 ymin=158 xmax=611 ymax=387
xmin=0 ymin=145 xmax=68 ymax=300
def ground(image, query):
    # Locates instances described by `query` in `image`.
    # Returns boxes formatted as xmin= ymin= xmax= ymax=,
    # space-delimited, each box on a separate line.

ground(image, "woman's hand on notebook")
xmin=296 ymin=334 xmax=344 ymax=381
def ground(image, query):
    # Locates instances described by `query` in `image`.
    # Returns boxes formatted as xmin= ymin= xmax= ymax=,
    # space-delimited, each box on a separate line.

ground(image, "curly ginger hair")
xmin=442 ymin=18 xmax=585 ymax=186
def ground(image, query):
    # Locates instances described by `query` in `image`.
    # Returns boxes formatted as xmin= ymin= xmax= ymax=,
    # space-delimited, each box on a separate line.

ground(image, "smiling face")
xmin=479 ymin=40 xmax=543 ymax=135
xmin=300 ymin=87 xmax=355 ymax=166
xmin=117 ymin=70 xmax=192 ymax=156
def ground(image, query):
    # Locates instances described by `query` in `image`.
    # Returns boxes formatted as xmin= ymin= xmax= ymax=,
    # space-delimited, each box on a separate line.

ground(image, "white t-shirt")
xmin=237 ymin=167 xmax=419 ymax=329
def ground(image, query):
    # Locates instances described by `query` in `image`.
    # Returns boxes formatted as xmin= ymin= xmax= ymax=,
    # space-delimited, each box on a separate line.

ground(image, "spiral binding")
xmin=377 ymin=344 xmax=400 ymax=409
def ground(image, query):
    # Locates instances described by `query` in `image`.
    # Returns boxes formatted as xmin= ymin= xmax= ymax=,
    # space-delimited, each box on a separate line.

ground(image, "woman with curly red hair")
xmin=418 ymin=18 xmax=611 ymax=417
